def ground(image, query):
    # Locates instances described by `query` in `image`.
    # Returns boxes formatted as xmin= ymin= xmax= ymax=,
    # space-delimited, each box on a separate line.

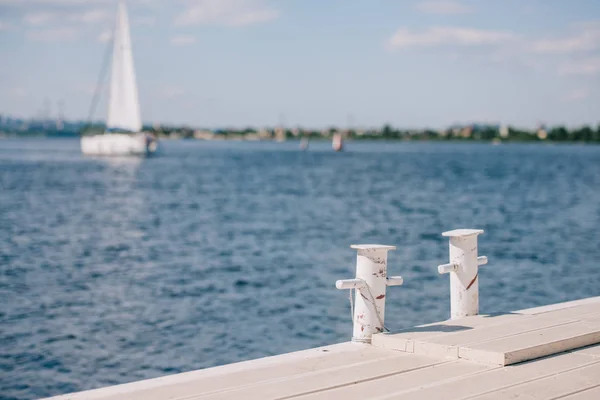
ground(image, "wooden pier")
xmin=45 ymin=296 xmax=600 ymax=400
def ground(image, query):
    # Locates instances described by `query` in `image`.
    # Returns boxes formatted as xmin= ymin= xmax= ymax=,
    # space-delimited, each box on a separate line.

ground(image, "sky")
xmin=0 ymin=0 xmax=599 ymax=129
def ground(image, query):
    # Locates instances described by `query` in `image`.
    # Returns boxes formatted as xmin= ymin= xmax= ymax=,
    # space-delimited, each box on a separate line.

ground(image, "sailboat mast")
xmin=83 ymin=31 xmax=114 ymax=136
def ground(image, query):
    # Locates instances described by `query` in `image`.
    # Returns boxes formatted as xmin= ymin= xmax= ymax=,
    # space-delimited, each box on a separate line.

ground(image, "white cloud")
xmin=161 ymin=85 xmax=187 ymax=98
xmin=98 ymin=29 xmax=111 ymax=43
xmin=170 ymin=34 xmax=196 ymax=46
xmin=387 ymin=26 xmax=515 ymax=49
xmin=175 ymin=0 xmax=279 ymax=27
xmin=23 ymin=12 xmax=56 ymax=26
xmin=533 ymin=36 xmax=595 ymax=54
xmin=533 ymin=23 xmax=600 ymax=54
xmin=530 ymin=22 xmax=600 ymax=76
xmin=564 ymin=88 xmax=589 ymax=102
xmin=0 ymin=0 xmax=145 ymax=5
xmin=27 ymin=27 xmax=77 ymax=41
xmin=75 ymin=9 xmax=109 ymax=23
xmin=0 ymin=20 xmax=11 ymax=30
xmin=559 ymin=57 xmax=600 ymax=76
xmin=8 ymin=87 xmax=27 ymax=97
xmin=23 ymin=8 xmax=108 ymax=26
xmin=18 ymin=4 xmax=113 ymax=43
xmin=73 ymin=83 xmax=99 ymax=95
xmin=134 ymin=16 xmax=156 ymax=26
xmin=416 ymin=1 xmax=473 ymax=15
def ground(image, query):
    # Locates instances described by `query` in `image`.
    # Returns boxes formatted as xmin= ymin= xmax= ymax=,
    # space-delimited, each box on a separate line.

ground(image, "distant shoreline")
xmin=2 ymin=133 xmax=599 ymax=145
xmin=1 ymin=122 xmax=599 ymax=144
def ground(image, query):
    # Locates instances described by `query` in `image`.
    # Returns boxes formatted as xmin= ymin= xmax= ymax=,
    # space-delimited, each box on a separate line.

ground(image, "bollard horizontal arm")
xmin=438 ymin=262 xmax=458 ymax=274
xmin=336 ymin=278 xmax=367 ymax=290
xmin=386 ymin=276 xmax=404 ymax=286
xmin=438 ymin=257 xmax=487 ymax=274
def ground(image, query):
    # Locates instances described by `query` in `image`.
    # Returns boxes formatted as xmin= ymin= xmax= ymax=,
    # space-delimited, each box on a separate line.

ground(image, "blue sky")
xmin=0 ymin=0 xmax=599 ymax=129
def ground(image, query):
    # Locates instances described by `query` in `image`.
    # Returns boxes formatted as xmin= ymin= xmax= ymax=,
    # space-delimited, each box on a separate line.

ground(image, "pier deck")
xmin=46 ymin=297 xmax=600 ymax=400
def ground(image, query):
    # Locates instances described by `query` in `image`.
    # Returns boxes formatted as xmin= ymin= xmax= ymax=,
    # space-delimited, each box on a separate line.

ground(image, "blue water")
xmin=1 ymin=139 xmax=599 ymax=400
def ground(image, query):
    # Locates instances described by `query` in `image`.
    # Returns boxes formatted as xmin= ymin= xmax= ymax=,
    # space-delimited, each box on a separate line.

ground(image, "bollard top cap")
xmin=351 ymin=244 xmax=396 ymax=250
xmin=442 ymin=229 xmax=484 ymax=238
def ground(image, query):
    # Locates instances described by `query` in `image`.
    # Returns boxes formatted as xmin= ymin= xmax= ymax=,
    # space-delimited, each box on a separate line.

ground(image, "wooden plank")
xmin=371 ymin=313 xmax=529 ymax=353
xmin=429 ymin=315 xmax=579 ymax=346
xmin=460 ymin=320 xmax=600 ymax=365
xmin=374 ymin=303 xmax=600 ymax=353
xmin=375 ymin=302 xmax=600 ymax=366
xmin=469 ymin=361 xmax=600 ymax=400
xmin=582 ymin=312 xmax=600 ymax=323
xmin=375 ymin=314 xmax=593 ymax=363
xmin=290 ymin=360 xmax=490 ymax=400
xmin=119 ymin=349 xmax=402 ymax=400
xmin=532 ymin=303 xmax=600 ymax=321
xmin=45 ymin=342 xmax=389 ymax=400
xmin=371 ymin=353 xmax=598 ymax=400
xmin=195 ymin=352 xmax=443 ymax=400
xmin=557 ymin=385 xmax=600 ymax=399
xmin=374 ymin=302 xmax=599 ymax=349
xmin=516 ymin=297 xmax=600 ymax=315
xmin=126 ymin=354 xmax=410 ymax=400
xmin=573 ymin=344 xmax=600 ymax=358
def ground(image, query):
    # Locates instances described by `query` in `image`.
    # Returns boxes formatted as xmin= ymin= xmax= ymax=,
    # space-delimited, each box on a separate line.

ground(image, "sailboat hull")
xmin=81 ymin=133 xmax=157 ymax=156
xmin=332 ymin=134 xmax=343 ymax=152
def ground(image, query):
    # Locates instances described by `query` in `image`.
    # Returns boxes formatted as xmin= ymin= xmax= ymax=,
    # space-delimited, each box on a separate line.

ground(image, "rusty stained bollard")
xmin=336 ymin=245 xmax=403 ymax=343
xmin=437 ymin=229 xmax=488 ymax=320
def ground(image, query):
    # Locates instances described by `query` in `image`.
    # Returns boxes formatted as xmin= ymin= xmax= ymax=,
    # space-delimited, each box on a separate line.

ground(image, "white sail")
xmin=106 ymin=1 xmax=142 ymax=132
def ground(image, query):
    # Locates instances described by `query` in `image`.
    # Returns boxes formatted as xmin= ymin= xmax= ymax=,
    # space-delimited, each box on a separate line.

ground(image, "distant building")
xmin=258 ymin=129 xmax=271 ymax=139
xmin=536 ymin=123 xmax=547 ymax=140
xmin=193 ymin=130 xmax=214 ymax=140
xmin=460 ymin=125 xmax=473 ymax=138
xmin=537 ymin=128 xmax=548 ymax=140
xmin=275 ymin=127 xmax=285 ymax=142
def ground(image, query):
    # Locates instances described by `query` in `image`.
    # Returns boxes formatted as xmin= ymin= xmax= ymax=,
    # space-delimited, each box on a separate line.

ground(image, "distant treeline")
xmin=147 ymin=123 xmax=600 ymax=143
xmin=2 ymin=118 xmax=600 ymax=143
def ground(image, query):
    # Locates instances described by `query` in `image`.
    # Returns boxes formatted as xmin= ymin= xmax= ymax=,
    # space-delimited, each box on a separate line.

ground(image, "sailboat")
xmin=81 ymin=1 xmax=157 ymax=156
xmin=332 ymin=132 xmax=343 ymax=152
xmin=299 ymin=136 xmax=309 ymax=150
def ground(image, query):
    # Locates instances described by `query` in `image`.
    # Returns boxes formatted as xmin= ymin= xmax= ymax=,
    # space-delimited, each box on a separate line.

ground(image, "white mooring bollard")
xmin=336 ymin=245 xmax=403 ymax=343
xmin=437 ymin=229 xmax=488 ymax=320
